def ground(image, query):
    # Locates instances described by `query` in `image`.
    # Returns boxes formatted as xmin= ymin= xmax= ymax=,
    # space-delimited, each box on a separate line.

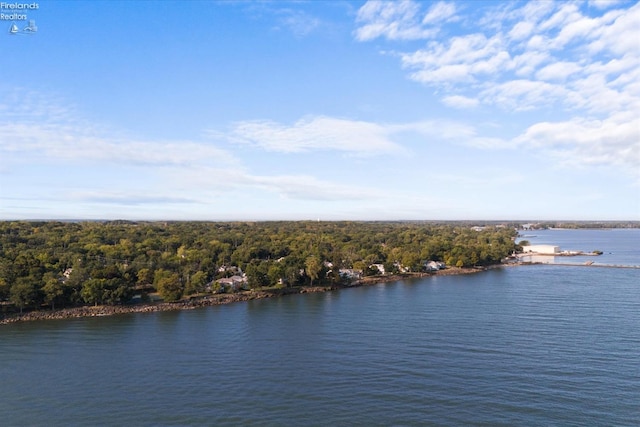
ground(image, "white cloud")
xmin=513 ymin=112 xmax=640 ymax=177
xmin=353 ymin=1 xmax=639 ymax=181
xmin=0 ymin=88 xmax=238 ymax=168
xmin=589 ymin=0 xmax=624 ymax=9
xmin=481 ymin=79 xmax=569 ymax=111
xmin=141 ymin=165 xmax=380 ymax=203
xmin=276 ymin=9 xmax=321 ymax=37
xmin=554 ymin=7 xmax=625 ymax=50
xmin=215 ymin=114 xmax=519 ymax=156
xmin=68 ymin=191 xmax=200 ymax=206
xmin=508 ymin=21 xmax=535 ymax=41
xmin=516 ymin=1 xmax=556 ymax=27
xmin=367 ymin=1 xmax=639 ymax=116
xmin=391 ymin=119 xmax=512 ymax=149
xmin=354 ymin=0 xmax=438 ymax=41
xmin=422 ymin=2 xmax=457 ymax=25
xmin=537 ymin=3 xmax=581 ymax=33
xmin=401 ymin=33 xmax=510 ymax=84
xmin=221 ymin=116 xmax=407 ymax=156
xmin=0 ymin=121 xmax=235 ymax=168
xmin=511 ymin=50 xmax=550 ymax=76
xmin=1 ymin=90 xmax=409 ymax=209
xmin=536 ymin=61 xmax=583 ymax=81
xmin=221 ymin=115 xmax=517 ymax=155
xmin=441 ymin=95 xmax=479 ymax=109
xmin=588 ymin=2 xmax=640 ymax=56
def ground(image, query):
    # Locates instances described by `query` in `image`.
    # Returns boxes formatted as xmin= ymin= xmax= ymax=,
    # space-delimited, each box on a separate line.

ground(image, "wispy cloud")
xmin=247 ymin=174 xmax=378 ymax=201
xmin=174 ymin=163 xmax=380 ymax=203
xmin=401 ymin=33 xmax=510 ymax=84
xmin=354 ymin=0 xmax=458 ymax=41
xmin=69 ymin=191 xmax=201 ymax=206
xmin=242 ymin=2 xmax=323 ymax=38
xmin=355 ymin=0 xmax=640 ymax=178
xmin=354 ymin=0 xmax=440 ymax=41
xmin=589 ymin=0 xmax=625 ymax=10
xmin=215 ymin=116 xmax=408 ymax=156
xmin=422 ymin=2 xmax=457 ymax=25
xmin=0 ymin=121 xmax=236 ymax=168
xmin=364 ymin=1 xmax=639 ymax=114
xmin=441 ymin=95 xmax=479 ymax=109
xmin=274 ymin=8 xmax=321 ymax=37
xmin=0 ymin=90 xmax=394 ymax=208
xmin=211 ymin=115 xmax=517 ymax=154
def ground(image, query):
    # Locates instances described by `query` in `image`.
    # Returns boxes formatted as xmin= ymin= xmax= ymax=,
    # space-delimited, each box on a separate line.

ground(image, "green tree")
xmin=0 ymin=277 xmax=10 ymax=301
xmin=64 ymin=263 xmax=89 ymax=302
xmin=10 ymin=277 xmax=39 ymax=313
xmin=81 ymin=278 xmax=107 ymax=306
xmin=154 ymin=270 xmax=183 ymax=302
xmin=185 ymin=270 xmax=208 ymax=295
xmin=137 ymin=268 xmax=154 ymax=286
xmin=104 ymin=279 xmax=134 ymax=305
xmin=42 ymin=273 xmax=64 ymax=310
xmin=305 ymin=255 xmax=321 ymax=286
xmin=267 ymin=263 xmax=285 ymax=287
xmin=245 ymin=261 xmax=270 ymax=289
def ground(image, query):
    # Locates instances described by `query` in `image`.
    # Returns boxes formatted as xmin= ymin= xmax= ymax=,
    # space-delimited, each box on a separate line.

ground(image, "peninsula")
xmin=1 ymin=220 xmax=519 ymax=323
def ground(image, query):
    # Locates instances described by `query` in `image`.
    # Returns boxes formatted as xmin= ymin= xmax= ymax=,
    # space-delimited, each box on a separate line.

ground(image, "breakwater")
xmin=516 ymin=261 xmax=640 ymax=269
xmin=0 ymin=287 xmax=323 ymax=325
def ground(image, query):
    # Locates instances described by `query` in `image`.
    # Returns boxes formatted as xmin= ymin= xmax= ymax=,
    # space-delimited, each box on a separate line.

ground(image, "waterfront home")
xmin=217 ymin=265 xmax=243 ymax=275
xmin=216 ymin=275 xmax=248 ymax=292
xmin=339 ymin=269 xmax=362 ymax=281
xmin=423 ymin=260 xmax=445 ymax=271
xmin=394 ymin=261 xmax=410 ymax=273
xmin=369 ymin=263 xmax=385 ymax=275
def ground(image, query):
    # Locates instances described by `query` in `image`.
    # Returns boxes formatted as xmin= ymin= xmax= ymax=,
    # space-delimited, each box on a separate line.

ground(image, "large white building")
xmin=520 ymin=245 xmax=560 ymax=254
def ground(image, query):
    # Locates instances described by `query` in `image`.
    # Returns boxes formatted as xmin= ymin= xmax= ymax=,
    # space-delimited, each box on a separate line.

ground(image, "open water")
xmin=1 ymin=229 xmax=639 ymax=426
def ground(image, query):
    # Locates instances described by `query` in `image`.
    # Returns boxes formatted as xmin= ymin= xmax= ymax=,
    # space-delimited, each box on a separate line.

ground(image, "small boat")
xmin=9 ymin=23 xmax=19 ymax=34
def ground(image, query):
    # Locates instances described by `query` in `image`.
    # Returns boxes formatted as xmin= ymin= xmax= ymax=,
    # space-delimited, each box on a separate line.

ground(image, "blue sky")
xmin=1 ymin=0 xmax=638 ymax=220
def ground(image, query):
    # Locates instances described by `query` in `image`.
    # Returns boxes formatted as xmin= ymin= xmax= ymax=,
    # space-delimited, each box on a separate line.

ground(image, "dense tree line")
xmin=0 ymin=221 xmax=518 ymax=312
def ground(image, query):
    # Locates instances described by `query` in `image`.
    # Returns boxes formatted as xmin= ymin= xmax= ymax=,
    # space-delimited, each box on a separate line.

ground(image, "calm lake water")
xmin=1 ymin=229 xmax=639 ymax=426
xmin=521 ymin=227 xmax=640 ymax=266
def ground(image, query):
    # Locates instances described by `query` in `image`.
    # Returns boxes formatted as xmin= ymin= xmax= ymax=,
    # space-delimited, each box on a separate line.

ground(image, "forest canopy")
xmin=0 ymin=221 xmax=518 ymax=312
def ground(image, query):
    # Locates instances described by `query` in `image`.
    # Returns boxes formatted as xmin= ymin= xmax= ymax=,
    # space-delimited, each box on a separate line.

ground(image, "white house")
xmin=393 ymin=261 xmax=409 ymax=273
xmin=520 ymin=245 xmax=560 ymax=254
xmin=339 ymin=269 xmax=362 ymax=280
xmin=423 ymin=260 xmax=446 ymax=271
xmin=369 ymin=263 xmax=385 ymax=275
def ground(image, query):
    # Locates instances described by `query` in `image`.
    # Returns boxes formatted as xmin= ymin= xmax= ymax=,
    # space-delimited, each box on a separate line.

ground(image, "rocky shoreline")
xmin=0 ymin=267 xmax=490 ymax=325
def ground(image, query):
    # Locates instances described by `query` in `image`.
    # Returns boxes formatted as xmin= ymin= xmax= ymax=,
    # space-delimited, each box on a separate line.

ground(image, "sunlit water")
xmin=1 ymin=229 xmax=639 ymax=426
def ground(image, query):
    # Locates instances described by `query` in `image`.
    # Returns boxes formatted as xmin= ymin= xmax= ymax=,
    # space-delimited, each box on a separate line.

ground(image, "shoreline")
xmin=0 ymin=267 xmax=490 ymax=325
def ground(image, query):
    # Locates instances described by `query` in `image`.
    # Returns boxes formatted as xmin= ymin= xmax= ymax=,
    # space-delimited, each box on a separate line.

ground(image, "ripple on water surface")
xmin=1 ymin=259 xmax=639 ymax=426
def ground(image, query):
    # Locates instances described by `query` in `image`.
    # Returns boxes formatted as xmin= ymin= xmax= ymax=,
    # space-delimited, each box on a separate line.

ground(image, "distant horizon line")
xmin=1 ymin=218 xmax=639 ymax=224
